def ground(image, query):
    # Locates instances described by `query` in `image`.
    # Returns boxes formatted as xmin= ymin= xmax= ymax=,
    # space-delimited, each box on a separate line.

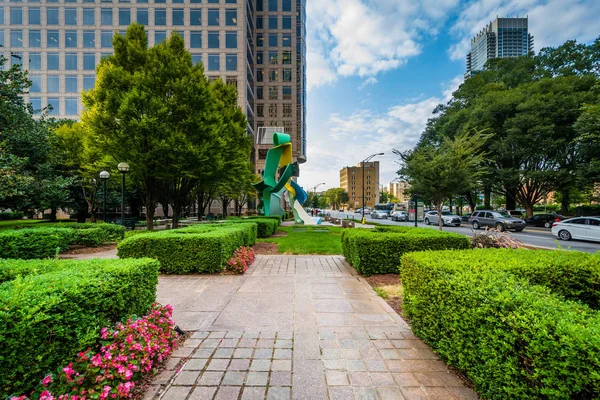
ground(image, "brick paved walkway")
xmin=149 ymin=255 xmax=477 ymax=400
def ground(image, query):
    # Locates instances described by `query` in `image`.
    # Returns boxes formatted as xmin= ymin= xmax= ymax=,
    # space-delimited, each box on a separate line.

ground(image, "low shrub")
xmin=401 ymin=249 xmax=600 ymax=399
xmin=10 ymin=303 xmax=178 ymax=400
xmin=341 ymin=226 xmax=471 ymax=276
xmin=227 ymin=218 xmax=278 ymax=238
xmin=0 ymin=257 xmax=159 ymax=395
xmin=471 ymin=229 xmax=526 ymax=249
xmin=0 ymin=228 xmax=73 ymax=259
xmin=0 ymin=211 xmax=24 ymax=220
xmin=118 ymin=223 xmax=257 ymax=274
xmin=226 ymin=246 xmax=256 ymax=274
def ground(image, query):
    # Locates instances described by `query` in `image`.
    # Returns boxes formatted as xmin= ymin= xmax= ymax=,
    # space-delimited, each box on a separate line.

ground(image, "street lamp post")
xmin=117 ymin=162 xmax=130 ymax=226
xmin=412 ymin=193 xmax=419 ymax=228
xmin=361 ymin=153 xmax=384 ymax=224
xmin=99 ymin=171 xmax=110 ymax=222
xmin=309 ymin=182 xmax=325 ymax=215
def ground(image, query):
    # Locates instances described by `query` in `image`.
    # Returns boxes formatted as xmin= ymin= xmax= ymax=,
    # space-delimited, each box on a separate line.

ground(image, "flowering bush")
xmin=225 ymin=246 xmax=255 ymax=274
xmin=11 ymin=303 xmax=178 ymax=400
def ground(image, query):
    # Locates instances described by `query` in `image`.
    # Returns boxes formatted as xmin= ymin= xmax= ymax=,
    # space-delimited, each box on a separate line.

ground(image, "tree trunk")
xmin=222 ymin=197 xmax=229 ymax=218
xmin=484 ymin=187 xmax=492 ymax=210
xmin=560 ymin=188 xmax=570 ymax=216
xmin=162 ymin=203 xmax=170 ymax=218
xmin=465 ymin=192 xmax=476 ymax=213
xmin=146 ymin=205 xmax=155 ymax=230
xmin=172 ymin=204 xmax=181 ymax=229
xmin=525 ymin=203 xmax=534 ymax=219
xmin=197 ymin=192 xmax=204 ymax=220
xmin=505 ymin=187 xmax=517 ymax=211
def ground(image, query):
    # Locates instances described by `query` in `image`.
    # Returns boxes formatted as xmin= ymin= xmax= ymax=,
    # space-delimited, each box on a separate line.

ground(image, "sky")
xmin=297 ymin=0 xmax=600 ymax=193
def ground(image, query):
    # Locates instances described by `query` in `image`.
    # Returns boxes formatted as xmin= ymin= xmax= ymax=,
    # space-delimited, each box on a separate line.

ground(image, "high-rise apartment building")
xmin=0 ymin=0 xmax=307 ymax=171
xmin=388 ymin=181 xmax=411 ymax=204
xmin=465 ymin=16 xmax=533 ymax=78
xmin=340 ymin=161 xmax=380 ymax=209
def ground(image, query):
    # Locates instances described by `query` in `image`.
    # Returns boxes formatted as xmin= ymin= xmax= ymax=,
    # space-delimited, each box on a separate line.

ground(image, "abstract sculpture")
xmin=253 ymin=132 xmax=320 ymax=225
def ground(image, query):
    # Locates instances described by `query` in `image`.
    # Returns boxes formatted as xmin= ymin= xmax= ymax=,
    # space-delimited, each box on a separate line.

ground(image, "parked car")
xmin=391 ymin=211 xmax=408 ymax=222
xmin=525 ymin=213 xmax=566 ymax=228
xmin=461 ymin=213 xmax=472 ymax=222
xmin=507 ymin=210 xmax=525 ymax=218
xmin=424 ymin=211 xmax=462 ymax=227
xmin=552 ymin=217 xmax=600 ymax=242
xmin=469 ymin=210 xmax=526 ymax=232
xmin=370 ymin=210 xmax=388 ymax=219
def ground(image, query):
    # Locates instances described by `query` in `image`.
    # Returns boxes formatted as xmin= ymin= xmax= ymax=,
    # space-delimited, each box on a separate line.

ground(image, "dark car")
xmin=525 ymin=213 xmax=566 ymax=228
xmin=469 ymin=210 xmax=526 ymax=232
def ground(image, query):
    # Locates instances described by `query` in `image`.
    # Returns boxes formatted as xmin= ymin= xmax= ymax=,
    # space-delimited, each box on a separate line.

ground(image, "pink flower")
xmin=39 ymin=390 xmax=55 ymax=400
xmin=42 ymin=374 xmax=53 ymax=387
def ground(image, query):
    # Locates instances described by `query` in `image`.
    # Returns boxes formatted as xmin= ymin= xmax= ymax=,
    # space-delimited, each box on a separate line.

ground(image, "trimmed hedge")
xmin=341 ymin=226 xmax=471 ymax=275
xmin=0 ymin=211 xmax=24 ymax=220
xmin=227 ymin=218 xmax=279 ymax=238
xmin=401 ymin=249 xmax=600 ymax=399
xmin=0 ymin=257 xmax=159 ymax=396
xmin=118 ymin=223 xmax=257 ymax=274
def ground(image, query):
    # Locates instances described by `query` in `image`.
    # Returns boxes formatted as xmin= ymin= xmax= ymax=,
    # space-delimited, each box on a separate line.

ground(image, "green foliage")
xmin=258 ymin=226 xmax=344 ymax=255
xmin=117 ymin=223 xmax=257 ymax=274
xmin=0 ymin=212 xmax=24 ymax=220
xmin=341 ymin=226 xmax=471 ymax=276
xmin=401 ymin=249 xmax=600 ymax=399
xmin=322 ymin=188 xmax=349 ymax=209
xmin=227 ymin=218 xmax=278 ymax=238
xmin=0 ymin=257 xmax=159 ymax=395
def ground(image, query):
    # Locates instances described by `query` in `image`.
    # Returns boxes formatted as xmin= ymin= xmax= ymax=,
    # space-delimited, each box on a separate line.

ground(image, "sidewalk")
xmin=149 ymin=255 xmax=477 ymax=400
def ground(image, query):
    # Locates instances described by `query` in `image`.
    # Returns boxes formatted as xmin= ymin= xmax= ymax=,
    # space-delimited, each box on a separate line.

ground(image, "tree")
xmin=322 ymin=188 xmax=349 ymax=210
xmin=396 ymin=131 xmax=488 ymax=230
xmin=83 ymin=25 xmax=228 ymax=229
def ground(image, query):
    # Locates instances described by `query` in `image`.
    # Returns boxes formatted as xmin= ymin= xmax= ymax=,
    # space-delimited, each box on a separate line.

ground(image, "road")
xmin=327 ymin=211 xmax=600 ymax=254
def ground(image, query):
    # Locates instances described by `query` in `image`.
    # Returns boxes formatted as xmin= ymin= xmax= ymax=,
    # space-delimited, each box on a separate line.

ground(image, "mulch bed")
xmin=60 ymin=244 xmax=117 ymax=255
xmin=252 ymin=242 xmax=279 ymax=254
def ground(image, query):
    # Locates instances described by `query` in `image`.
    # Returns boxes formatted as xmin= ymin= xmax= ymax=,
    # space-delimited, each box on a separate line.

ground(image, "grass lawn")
xmin=257 ymin=225 xmax=343 ymax=254
xmin=0 ymin=219 xmax=77 ymax=230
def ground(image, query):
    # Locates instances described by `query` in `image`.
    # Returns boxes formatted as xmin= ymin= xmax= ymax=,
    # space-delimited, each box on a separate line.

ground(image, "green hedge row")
xmin=118 ymin=223 xmax=257 ymax=274
xmin=0 ymin=211 xmax=24 ymax=220
xmin=401 ymin=249 xmax=600 ymax=399
xmin=0 ymin=224 xmax=126 ymax=259
xmin=0 ymin=257 xmax=159 ymax=396
xmin=341 ymin=226 xmax=471 ymax=275
xmin=227 ymin=218 xmax=279 ymax=238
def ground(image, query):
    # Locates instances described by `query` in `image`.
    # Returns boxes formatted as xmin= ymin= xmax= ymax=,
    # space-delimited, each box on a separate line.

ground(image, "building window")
xmin=83 ymin=31 xmax=96 ymax=48
xmin=119 ymin=8 xmax=131 ymax=25
xmin=47 ymin=8 xmax=59 ymax=25
xmin=282 ymin=0 xmax=291 ymax=11
xmin=256 ymin=16 xmax=263 ymax=29
xmin=256 ymin=0 xmax=263 ymax=11
xmin=66 ymin=98 xmax=78 ymax=116
xmin=283 ymin=68 xmax=291 ymax=82
xmin=208 ymin=54 xmax=220 ymax=71
xmin=257 ymin=33 xmax=264 ymax=47
xmin=225 ymin=9 xmax=237 ymax=26
xmin=256 ymin=51 xmax=263 ymax=64
xmin=30 ymin=98 xmax=42 ymax=114
xmin=268 ymin=51 xmax=277 ymax=64
xmin=84 ymin=8 xmax=95 ymax=25
xmin=268 ymin=33 xmax=277 ymax=47
xmin=268 ymin=0 xmax=277 ymax=12
xmin=226 ymin=76 xmax=237 ymax=87
xmin=282 ymin=50 xmax=292 ymax=64
xmin=65 ymin=8 xmax=77 ymax=24
xmin=10 ymin=7 xmax=23 ymax=24
xmin=269 ymin=69 xmax=278 ymax=82
xmin=225 ymin=31 xmax=237 ymax=48
xmin=154 ymin=31 xmax=166 ymax=44
xmin=84 ymin=75 xmax=96 ymax=90
xmin=268 ymin=104 xmax=277 ymax=118
xmin=207 ymin=0 xmax=219 ymax=2
xmin=208 ymin=9 xmax=219 ymax=26
xmin=101 ymin=8 xmax=113 ymax=25
xmin=283 ymin=103 xmax=292 ymax=118
xmin=190 ymin=31 xmax=202 ymax=48
xmin=0 ymin=32 xmax=3 ymax=49
xmin=225 ymin=54 xmax=237 ymax=71
xmin=226 ymin=0 xmax=237 ymax=3
xmin=29 ymin=30 xmax=41 ymax=47
xmin=29 ymin=7 xmax=41 ymax=24
xmin=268 ymin=86 xmax=278 ymax=100
xmin=136 ymin=8 xmax=148 ymax=25
xmin=282 ymin=86 xmax=292 ymax=99
xmin=101 ymin=31 xmax=113 ymax=47
xmin=256 ymin=69 xmax=264 ymax=82
xmin=190 ymin=9 xmax=201 ymax=25
xmin=172 ymin=8 xmax=184 ymax=25
xmin=256 ymin=86 xmax=264 ymax=99
xmin=154 ymin=9 xmax=166 ymax=25
xmin=257 ymin=104 xmax=264 ymax=117
xmin=191 ymin=54 xmax=202 ymax=65
xmin=282 ymin=33 xmax=291 ymax=47
xmin=282 ymin=16 xmax=291 ymax=29
xmin=208 ymin=31 xmax=219 ymax=48
xmin=65 ymin=53 xmax=77 ymax=70
xmin=66 ymin=75 xmax=78 ymax=92
xmin=83 ymin=53 xmax=96 ymax=70
xmin=268 ymin=16 xmax=277 ymax=29
xmin=11 ymin=30 xmax=23 ymax=47
xmin=65 ymin=30 xmax=78 ymax=47
xmin=48 ymin=98 xmax=60 ymax=116
xmin=47 ymin=75 xmax=60 ymax=92
xmin=47 ymin=30 xmax=59 ymax=47
xmin=29 ymin=75 xmax=42 ymax=92
xmin=29 ymin=53 xmax=41 ymax=70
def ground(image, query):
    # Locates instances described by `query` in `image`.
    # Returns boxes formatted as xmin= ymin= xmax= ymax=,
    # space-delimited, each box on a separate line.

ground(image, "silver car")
xmin=391 ymin=211 xmax=408 ymax=221
xmin=370 ymin=210 xmax=389 ymax=219
xmin=469 ymin=210 xmax=526 ymax=232
xmin=424 ymin=211 xmax=462 ymax=227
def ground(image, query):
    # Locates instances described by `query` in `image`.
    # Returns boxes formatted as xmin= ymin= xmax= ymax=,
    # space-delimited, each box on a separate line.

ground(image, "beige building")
xmin=388 ymin=181 xmax=411 ymax=204
xmin=340 ymin=161 xmax=380 ymax=209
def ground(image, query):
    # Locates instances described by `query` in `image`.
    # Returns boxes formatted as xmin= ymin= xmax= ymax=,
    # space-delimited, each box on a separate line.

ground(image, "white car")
xmin=552 ymin=217 xmax=600 ymax=242
xmin=370 ymin=210 xmax=389 ymax=219
xmin=424 ymin=211 xmax=462 ymax=227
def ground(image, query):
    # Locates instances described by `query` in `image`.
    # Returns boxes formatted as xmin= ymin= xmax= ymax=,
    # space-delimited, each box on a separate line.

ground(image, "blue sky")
xmin=297 ymin=0 xmax=600 ymax=192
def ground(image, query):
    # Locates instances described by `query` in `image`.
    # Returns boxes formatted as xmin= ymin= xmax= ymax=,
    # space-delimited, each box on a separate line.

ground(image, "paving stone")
xmin=275 ymin=339 xmax=293 ymax=349
xmin=188 ymin=386 xmax=218 ymax=399
xmin=278 ymin=331 xmax=294 ymax=340
xmin=226 ymin=331 xmax=244 ymax=339
xmin=328 ymin=387 xmax=354 ymax=400
xmin=270 ymin=371 xmax=292 ymax=386
xmin=322 ymin=349 xmax=342 ymax=360
xmin=274 ymin=349 xmax=292 ymax=359
xmin=326 ymin=370 xmax=349 ymax=386
xmin=207 ymin=359 xmax=230 ymax=371
xmin=222 ymin=371 xmax=246 ymax=385
xmin=341 ymin=349 xmax=361 ymax=360
xmin=246 ymin=371 xmax=269 ymax=386
xmin=448 ymin=386 xmax=479 ymax=400
xmin=220 ymin=338 xmax=240 ymax=348
xmin=392 ymin=340 xmax=413 ymax=349
xmin=346 ymin=359 xmax=367 ymax=372
xmin=234 ymin=348 xmax=254 ymax=358
xmin=162 ymin=386 xmax=192 ymax=400
xmin=243 ymin=331 xmax=260 ymax=339
xmin=261 ymin=331 xmax=278 ymax=339
xmin=292 ymin=360 xmax=327 ymax=400
xmin=165 ymin=357 xmax=182 ymax=370
xmin=215 ymin=386 xmax=242 ymax=400
xmin=379 ymin=349 xmax=402 ymax=360
xmin=242 ymin=387 xmax=267 ymax=400
xmin=323 ymin=359 xmax=345 ymax=370
xmin=267 ymin=386 xmax=291 ymax=400
xmin=272 ymin=359 xmax=292 ymax=371
xmin=173 ymin=370 xmax=199 ymax=385
xmin=373 ymin=340 xmax=394 ymax=349
xmin=392 ymin=373 xmax=420 ymax=387
xmin=378 ymin=387 xmax=406 ymax=400
xmin=214 ymin=348 xmax=234 ymax=358
xmin=183 ymin=339 xmax=203 ymax=348
xmin=349 ymin=372 xmax=372 ymax=387
xmin=360 ymin=348 xmax=382 ymax=360
xmin=257 ymin=339 xmax=275 ymax=348
xmin=200 ymin=339 xmax=221 ymax=349
xmin=370 ymin=372 xmax=395 ymax=387
xmin=198 ymin=371 xmax=224 ymax=386
xmin=153 ymin=368 xmax=176 ymax=384
xmin=183 ymin=358 xmax=209 ymax=371
xmin=191 ymin=331 xmax=209 ymax=339
xmin=320 ymin=339 xmax=340 ymax=349
xmin=398 ymin=349 xmax=421 ymax=360
xmin=192 ymin=348 xmax=215 ymax=359
xmin=142 ymin=385 xmax=160 ymax=400
xmin=250 ymin=359 xmax=271 ymax=371
xmin=254 ymin=348 xmax=274 ymax=359
xmin=353 ymin=387 xmax=379 ymax=400
xmin=229 ymin=358 xmax=251 ymax=371
xmin=209 ymin=331 xmax=227 ymax=339
xmin=365 ymin=359 xmax=387 ymax=372
xmin=239 ymin=339 xmax=259 ymax=348
xmin=172 ymin=347 xmax=195 ymax=357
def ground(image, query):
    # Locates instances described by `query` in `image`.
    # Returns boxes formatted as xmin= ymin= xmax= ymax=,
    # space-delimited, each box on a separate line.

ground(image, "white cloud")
xmin=358 ymin=77 xmax=378 ymax=90
xmin=306 ymin=0 xmax=459 ymax=91
xmin=299 ymin=76 xmax=462 ymax=191
xmin=447 ymin=0 xmax=600 ymax=61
